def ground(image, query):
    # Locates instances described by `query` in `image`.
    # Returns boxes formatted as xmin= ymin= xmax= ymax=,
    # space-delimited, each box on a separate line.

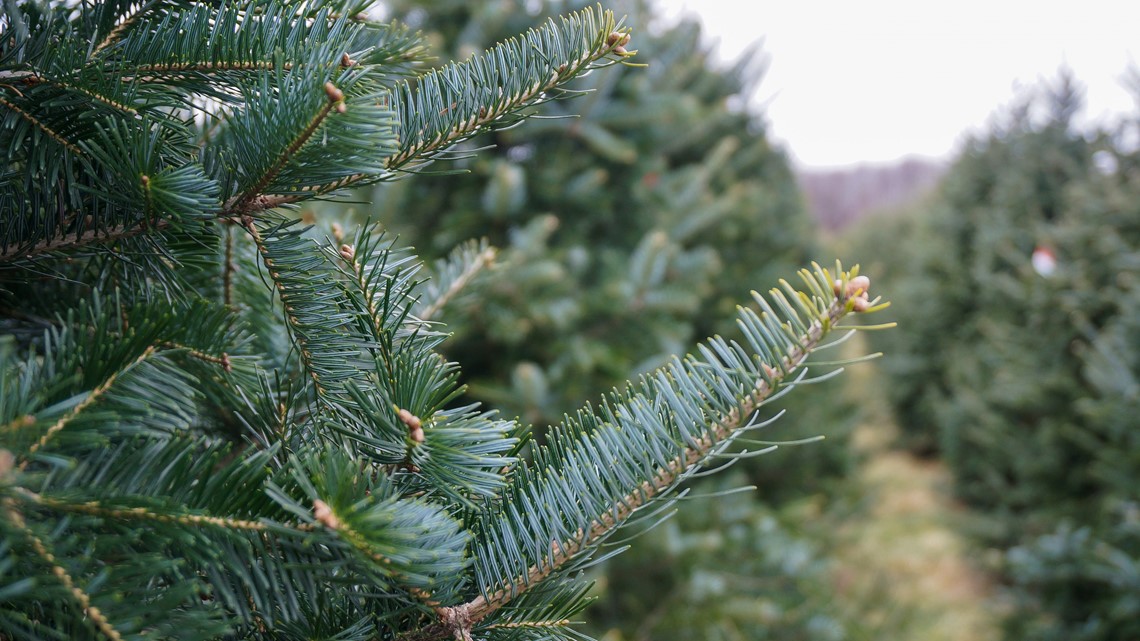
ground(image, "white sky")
xmin=665 ymin=1 xmax=1139 ymax=168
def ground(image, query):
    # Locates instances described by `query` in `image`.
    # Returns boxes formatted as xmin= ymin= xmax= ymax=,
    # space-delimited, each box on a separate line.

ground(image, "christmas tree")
xmin=353 ymin=0 xmax=815 ymax=430
xmin=0 ymin=1 xmax=887 ymax=639
xmin=855 ymin=74 xmax=1140 ymax=640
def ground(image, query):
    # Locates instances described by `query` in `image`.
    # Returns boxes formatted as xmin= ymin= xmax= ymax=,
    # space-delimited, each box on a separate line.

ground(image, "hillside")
xmin=798 ymin=157 xmax=945 ymax=230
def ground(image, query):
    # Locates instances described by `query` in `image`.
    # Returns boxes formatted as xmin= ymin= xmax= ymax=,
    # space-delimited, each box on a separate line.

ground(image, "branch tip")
xmin=313 ymin=499 xmax=340 ymax=530
xmin=398 ymin=408 xmax=425 ymax=443
xmin=834 ymin=275 xmax=872 ymax=312
xmin=324 ymin=82 xmax=346 ymax=113
xmin=607 ymin=31 xmax=631 ymax=54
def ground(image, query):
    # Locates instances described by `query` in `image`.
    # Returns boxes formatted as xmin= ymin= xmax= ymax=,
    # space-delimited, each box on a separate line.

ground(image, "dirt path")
xmin=826 ymin=338 xmax=1005 ymax=641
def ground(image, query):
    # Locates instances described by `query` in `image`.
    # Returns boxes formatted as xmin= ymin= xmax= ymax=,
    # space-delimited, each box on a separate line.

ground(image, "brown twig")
xmin=0 ymin=219 xmax=171 ymax=263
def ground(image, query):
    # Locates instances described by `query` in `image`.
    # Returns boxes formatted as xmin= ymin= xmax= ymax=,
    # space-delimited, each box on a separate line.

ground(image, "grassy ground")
xmin=821 ymin=335 xmax=1006 ymax=641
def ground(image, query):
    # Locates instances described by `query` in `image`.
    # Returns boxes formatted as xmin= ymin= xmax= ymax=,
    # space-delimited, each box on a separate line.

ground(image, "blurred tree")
xmin=853 ymin=73 xmax=1140 ymax=639
xmin=356 ymin=0 xmax=816 ymax=429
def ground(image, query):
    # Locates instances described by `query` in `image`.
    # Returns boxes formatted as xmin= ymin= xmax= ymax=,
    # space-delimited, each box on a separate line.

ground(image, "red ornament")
xmin=1032 ymin=246 xmax=1057 ymax=277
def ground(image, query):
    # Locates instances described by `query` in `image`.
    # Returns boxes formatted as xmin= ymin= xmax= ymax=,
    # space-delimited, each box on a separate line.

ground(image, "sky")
xmin=665 ymin=1 xmax=1140 ymax=169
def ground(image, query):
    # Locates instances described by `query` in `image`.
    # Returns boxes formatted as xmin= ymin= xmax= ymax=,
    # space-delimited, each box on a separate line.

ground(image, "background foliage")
xmin=847 ymin=74 xmax=1140 ymax=639
xmin=351 ymin=0 xmax=814 ymax=425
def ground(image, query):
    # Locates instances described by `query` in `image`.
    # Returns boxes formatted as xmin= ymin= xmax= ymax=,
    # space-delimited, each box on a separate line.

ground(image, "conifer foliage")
xmin=856 ymin=76 xmax=1140 ymax=640
xmin=1 ymin=2 xmax=887 ymax=639
xmin=363 ymin=0 xmax=815 ymax=428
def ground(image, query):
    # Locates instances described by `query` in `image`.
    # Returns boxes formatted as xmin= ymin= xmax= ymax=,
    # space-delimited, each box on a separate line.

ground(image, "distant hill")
xmin=798 ymin=157 xmax=945 ymax=231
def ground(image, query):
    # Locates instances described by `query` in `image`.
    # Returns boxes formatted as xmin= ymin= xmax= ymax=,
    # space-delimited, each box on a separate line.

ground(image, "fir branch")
xmin=332 ymin=235 xmax=406 ymax=348
xmin=243 ymin=215 xmax=367 ymax=397
xmin=402 ymin=267 xmax=883 ymax=641
xmin=105 ymin=1 xmax=422 ymax=90
xmin=306 ymin=6 xmax=633 ymax=195
xmin=90 ymin=0 xmax=161 ymax=57
xmin=6 ymin=73 xmax=139 ymax=115
xmin=93 ymin=16 xmax=138 ymax=57
xmin=0 ymin=95 xmax=84 ymax=155
xmin=208 ymin=49 xmax=397 ymax=209
xmin=327 ymin=229 xmax=517 ymax=505
xmin=416 ymin=242 xmax=497 ymax=322
xmin=243 ymin=217 xmax=330 ymax=395
xmin=269 ymin=452 xmax=471 ymax=601
xmin=308 ymin=499 xmax=401 ymax=571
xmin=0 ymin=218 xmax=166 ymax=262
xmin=224 ymin=82 xmax=346 ymax=214
xmin=158 ymin=340 xmax=232 ymax=371
xmin=383 ymin=9 xmax=632 ymax=175
xmin=19 ymin=345 xmax=156 ymax=469
xmin=2 ymin=502 xmax=124 ymax=641
xmin=480 ymin=319 xmax=830 ymax=609
xmin=130 ymin=60 xmax=291 ymax=74
xmin=11 ymin=488 xmax=271 ymax=532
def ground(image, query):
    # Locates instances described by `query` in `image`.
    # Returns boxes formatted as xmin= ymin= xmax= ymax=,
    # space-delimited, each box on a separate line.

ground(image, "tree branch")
xmin=0 ymin=95 xmax=83 ymax=155
xmin=303 ymin=27 xmax=635 ymax=198
xmin=92 ymin=11 xmax=142 ymax=57
xmin=18 ymin=346 xmax=156 ymax=470
xmin=3 ymin=501 xmax=125 ymax=641
xmin=0 ymin=218 xmax=171 ymax=263
xmin=417 ymin=246 xmax=496 ymax=322
xmin=399 ymin=285 xmax=869 ymax=641
xmin=11 ymin=487 xmax=279 ymax=532
xmin=242 ymin=217 xmax=328 ymax=396
xmin=385 ymin=40 xmax=630 ymax=174
xmin=223 ymin=82 xmax=346 ymax=214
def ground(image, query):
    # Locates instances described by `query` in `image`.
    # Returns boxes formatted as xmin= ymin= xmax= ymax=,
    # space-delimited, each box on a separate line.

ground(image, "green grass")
xmin=818 ymin=334 xmax=1006 ymax=641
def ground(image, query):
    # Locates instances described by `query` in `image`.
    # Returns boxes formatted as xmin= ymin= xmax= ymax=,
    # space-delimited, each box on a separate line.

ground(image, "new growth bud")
xmin=324 ymin=82 xmax=346 ymax=113
xmin=0 ymin=449 xmax=14 ymax=479
xmin=835 ymin=275 xmax=873 ymax=312
xmin=607 ymin=31 xmax=631 ymax=55
xmin=398 ymin=408 xmax=425 ymax=443
xmin=845 ymin=276 xmax=871 ymax=298
xmin=313 ymin=499 xmax=341 ymax=529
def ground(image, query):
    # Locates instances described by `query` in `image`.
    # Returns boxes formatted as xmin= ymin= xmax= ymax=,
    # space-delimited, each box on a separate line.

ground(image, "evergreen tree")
xmin=354 ymin=0 xmax=815 ymax=431
xmin=0 ymin=1 xmax=888 ymax=639
xmin=855 ymin=75 xmax=1140 ymax=640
